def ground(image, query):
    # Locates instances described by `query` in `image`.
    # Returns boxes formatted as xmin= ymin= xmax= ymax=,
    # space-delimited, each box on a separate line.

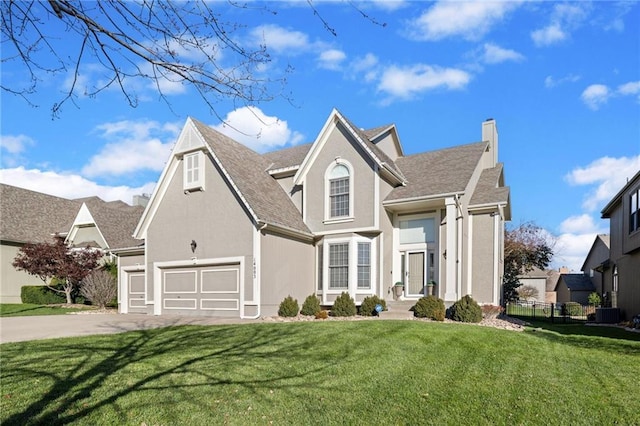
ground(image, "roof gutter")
xmin=256 ymin=221 xmax=315 ymax=242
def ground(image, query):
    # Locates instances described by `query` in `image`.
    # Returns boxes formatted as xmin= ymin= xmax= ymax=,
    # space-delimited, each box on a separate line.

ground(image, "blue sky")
xmin=1 ymin=1 xmax=639 ymax=271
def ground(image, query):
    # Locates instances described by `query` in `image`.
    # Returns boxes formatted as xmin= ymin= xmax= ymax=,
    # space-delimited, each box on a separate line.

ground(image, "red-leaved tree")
xmin=12 ymin=235 xmax=102 ymax=304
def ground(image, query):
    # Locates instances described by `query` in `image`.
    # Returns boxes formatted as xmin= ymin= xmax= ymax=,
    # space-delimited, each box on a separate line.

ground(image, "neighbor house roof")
xmin=191 ymin=118 xmax=312 ymax=237
xmin=385 ymin=141 xmax=488 ymax=202
xmin=0 ymin=183 xmax=78 ymax=244
xmin=555 ymin=274 xmax=595 ymax=292
xmin=77 ymin=198 xmax=144 ymax=249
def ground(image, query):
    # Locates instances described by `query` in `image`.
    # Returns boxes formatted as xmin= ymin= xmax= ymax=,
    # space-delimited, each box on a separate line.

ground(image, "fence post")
xmin=551 ymin=303 xmax=555 ymax=324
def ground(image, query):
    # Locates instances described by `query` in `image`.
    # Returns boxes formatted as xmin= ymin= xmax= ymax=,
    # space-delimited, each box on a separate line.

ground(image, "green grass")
xmin=0 ymin=303 xmax=95 ymax=317
xmin=1 ymin=321 xmax=639 ymax=425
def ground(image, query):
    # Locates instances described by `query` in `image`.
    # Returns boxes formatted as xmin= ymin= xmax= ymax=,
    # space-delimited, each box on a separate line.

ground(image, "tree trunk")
xmin=64 ymin=282 xmax=73 ymax=304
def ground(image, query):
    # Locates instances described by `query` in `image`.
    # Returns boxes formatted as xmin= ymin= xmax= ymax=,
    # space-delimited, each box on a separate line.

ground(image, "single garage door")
xmin=127 ymin=271 xmax=146 ymax=313
xmin=162 ymin=263 xmax=240 ymax=315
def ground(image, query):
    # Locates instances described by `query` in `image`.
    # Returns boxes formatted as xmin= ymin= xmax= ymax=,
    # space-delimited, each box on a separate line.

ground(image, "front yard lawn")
xmin=1 ymin=321 xmax=638 ymax=425
xmin=0 ymin=303 xmax=96 ymax=317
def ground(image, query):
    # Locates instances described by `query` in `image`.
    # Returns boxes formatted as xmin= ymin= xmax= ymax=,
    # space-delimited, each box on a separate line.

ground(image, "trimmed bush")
xmin=300 ymin=294 xmax=321 ymax=316
xmin=80 ymin=269 xmax=117 ymax=309
xmin=448 ymin=295 xmax=482 ymax=323
xmin=413 ymin=295 xmax=445 ymax=321
xmin=331 ymin=292 xmax=357 ymax=317
xmin=359 ymin=295 xmax=387 ymax=316
xmin=278 ymin=295 xmax=299 ymax=317
xmin=564 ymin=302 xmax=583 ymax=317
xmin=21 ymin=285 xmax=67 ymax=305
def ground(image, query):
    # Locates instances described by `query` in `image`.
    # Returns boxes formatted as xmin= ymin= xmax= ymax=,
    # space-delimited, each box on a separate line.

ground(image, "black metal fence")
xmin=505 ymin=301 xmax=595 ymax=324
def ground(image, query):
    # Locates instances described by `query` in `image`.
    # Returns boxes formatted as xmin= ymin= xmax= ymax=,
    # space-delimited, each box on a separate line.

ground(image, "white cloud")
xmin=367 ymin=0 xmax=408 ymax=12
xmin=82 ymin=120 xmax=180 ymax=177
xmin=482 ymin=43 xmax=524 ymax=64
xmin=566 ymin=155 xmax=640 ymax=211
xmin=347 ymin=53 xmax=380 ymax=82
xmin=531 ymin=3 xmax=589 ymax=47
xmin=544 ymin=74 xmax=581 ymax=88
xmin=405 ymin=2 xmax=520 ymax=41
xmin=559 ymin=214 xmax=601 ymax=235
xmin=377 ymin=64 xmax=471 ymax=100
xmin=1 ymin=134 xmax=34 ymax=154
xmin=531 ymin=24 xmax=567 ymax=47
xmin=0 ymin=167 xmax=156 ymax=205
xmin=580 ymin=84 xmax=610 ymax=110
xmin=618 ymin=81 xmax=640 ymax=97
xmin=249 ymin=24 xmax=310 ymax=54
xmin=212 ymin=106 xmax=304 ymax=153
xmin=553 ymin=230 xmax=604 ymax=272
xmin=318 ymin=49 xmax=347 ymax=71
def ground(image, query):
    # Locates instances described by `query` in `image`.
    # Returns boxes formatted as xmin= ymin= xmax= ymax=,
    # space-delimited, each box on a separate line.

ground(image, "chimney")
xmin=133 ymin=193 xmax=150 ymax=208
xmin=482 ymin=118 xmax=498 ymax=166
xmin=559 ymin=266 xmax=570 ymax=274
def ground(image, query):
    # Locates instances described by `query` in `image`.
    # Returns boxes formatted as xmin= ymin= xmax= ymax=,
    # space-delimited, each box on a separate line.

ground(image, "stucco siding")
xmin=146 ymin=154 xmax=254 ymax=315
xmin=273 ymin=175 xmax=303 ymax=214
xmin=617 ymin=252 xmax=640 ymax=319
xmin=471 ymin=214 xmax=495 ymax=303
xmin=259 ymin=231 xmax=315 ymax=316
xmin=1 ymin=242 xmax=44 ymax=303
xmin=304 ymin=123 xmax=377 ymax=232
xmin=72 ymin=226 xmax=106 ymax=247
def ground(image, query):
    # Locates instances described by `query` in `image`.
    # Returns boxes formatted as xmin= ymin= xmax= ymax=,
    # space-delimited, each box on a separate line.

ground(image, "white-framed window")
xmin=184 ymin=151 xmax=204 ymax=191
xmin=328 ymin=242 xmax=349 ymax=289
xmin=322 ymin=236 xmax=375 ymax=296
xmin=357 ymin=242 xmax=371 ymax=289
xmin=324 ymin=161 xmax=354 ymax=222
xmin=630 ymin=188 xmax=639 ymax=234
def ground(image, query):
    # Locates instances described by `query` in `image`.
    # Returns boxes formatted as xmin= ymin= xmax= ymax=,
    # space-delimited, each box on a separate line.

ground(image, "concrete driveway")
xmin=0 ymin=313 xmax=260 ymax=344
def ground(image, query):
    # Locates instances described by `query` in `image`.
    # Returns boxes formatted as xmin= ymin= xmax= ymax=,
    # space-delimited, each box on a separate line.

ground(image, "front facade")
xmin=123 ymin=109 xmax=510 ymax=317
xmin=601 ymin=170 xmax=640 ymax=320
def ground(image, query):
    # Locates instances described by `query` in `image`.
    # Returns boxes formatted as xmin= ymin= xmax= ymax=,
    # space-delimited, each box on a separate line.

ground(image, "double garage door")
xmin=162 ymin=263 xmax=240 ymax=315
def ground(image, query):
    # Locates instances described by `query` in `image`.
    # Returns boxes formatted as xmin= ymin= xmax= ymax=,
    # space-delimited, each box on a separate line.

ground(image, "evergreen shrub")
xmin=448 ymin=295 xmax=482 ymax=323
xmin=413 ymin=295 xmax=445 ymax=321
xmin=331 ymin=292 xmax=357 ymax=317
xmin=278 ymin=295 xmax=299 ymax=317
xmin=359 ymin=295 xmax=387 ymax=316
xmin=21 ymin=285 xmax=66 ymax=304
xmin=300 ymin=294 xmax=321 ymax=316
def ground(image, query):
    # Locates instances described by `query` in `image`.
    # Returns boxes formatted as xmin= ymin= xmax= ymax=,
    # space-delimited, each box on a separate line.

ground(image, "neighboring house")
xmin=554 ymin=273 xmax=596 ymax=305
xmin=517 ymin=267 xmax=548 ymax=302
xmin=0 ymin=184 xmax=144 ymax=303
xmin=581 ymin=234 xmax=610 ymax=296
xmin=601 ymin=170 xmax=640 ymax=320
xmin=120 ymin=109 xmax=511 ymax=318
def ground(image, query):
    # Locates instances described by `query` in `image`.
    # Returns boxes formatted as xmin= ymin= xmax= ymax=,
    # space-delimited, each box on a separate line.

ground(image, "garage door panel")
xmin=201 ymin=299 xmax=239 ymax=310
xmin=201 ymin=269 xmax=239 ymax=293
xmin=164 ymin=271 xmax=197 ymax=293
xmin=164 ymin=298 xmax=197 ymax=309
xmin=129 ymin=299 xmax=146 ymax=308
xmin=129 ymin=274 xmax=145 ymax=294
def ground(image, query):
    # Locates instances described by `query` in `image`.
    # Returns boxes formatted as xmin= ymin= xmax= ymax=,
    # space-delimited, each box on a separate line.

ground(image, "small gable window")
xmin=184 ymin=151 xmax=205 ymax=191
xmin=327 ymin=162 xmax=353 ymax=220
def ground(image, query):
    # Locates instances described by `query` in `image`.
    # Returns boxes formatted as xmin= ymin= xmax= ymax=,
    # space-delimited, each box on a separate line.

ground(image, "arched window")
xmin=328 ymin=164 xmax=350 ymax=218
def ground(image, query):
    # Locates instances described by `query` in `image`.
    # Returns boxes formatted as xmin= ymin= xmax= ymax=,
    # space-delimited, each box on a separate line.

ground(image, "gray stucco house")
xmin=118 ymin=109 xmax=511 ymax=317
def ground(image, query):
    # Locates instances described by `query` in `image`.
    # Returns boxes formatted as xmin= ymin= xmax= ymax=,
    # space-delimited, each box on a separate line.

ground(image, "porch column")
xmin=444 ymin=197 xmax=458 ymax=302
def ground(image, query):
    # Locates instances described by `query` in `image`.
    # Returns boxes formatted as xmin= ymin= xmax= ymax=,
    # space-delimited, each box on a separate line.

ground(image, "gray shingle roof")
xmin=79 ymin=198 xmax=144 ymax=249
xmin=1 ymin=183 xmax=78 ymax=244
xmin=0 ymin=183 xmax=143 ymax=249
xmin=362 ymin=124 xmax=393 ymax=140
xmin=558 ymin=274 xmax=595 ymax=292
xmin=264 ymin=143 xmax=312 ymax=172
xmin=470 ymin=163 xmax=510 ymax=206
xmin=386 ymin=142 xmax=488 ymax=202
xmin=191 ymin=119 xmax=311 ymax=236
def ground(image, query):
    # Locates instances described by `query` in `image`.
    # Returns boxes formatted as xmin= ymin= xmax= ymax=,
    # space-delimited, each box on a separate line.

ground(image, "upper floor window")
xmin=184 ymin=151 xmax=204 ymax=191
xmin=630 ymin=188 xmax=639 ymax=234
xmin=327 ymin=163 xmax=352 ymax=219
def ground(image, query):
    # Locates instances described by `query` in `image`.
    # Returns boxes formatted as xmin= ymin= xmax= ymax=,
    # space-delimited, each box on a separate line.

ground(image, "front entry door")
xmin=405 ymin=251 xmax=426 ymax=297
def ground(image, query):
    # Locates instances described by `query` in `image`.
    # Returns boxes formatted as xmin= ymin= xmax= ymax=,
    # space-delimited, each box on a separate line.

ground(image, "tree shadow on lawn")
xmin=523 ymin=321 xmax=640 ymax=355
xmin=1 ymin=322 xmax=333 ymax=425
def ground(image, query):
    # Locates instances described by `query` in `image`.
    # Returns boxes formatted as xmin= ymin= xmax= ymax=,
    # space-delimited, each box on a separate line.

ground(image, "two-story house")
xmin=601 ymin=170 xmax=640 ymax=320
xmin=118 ymin=109 xmax=510 ymax=318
